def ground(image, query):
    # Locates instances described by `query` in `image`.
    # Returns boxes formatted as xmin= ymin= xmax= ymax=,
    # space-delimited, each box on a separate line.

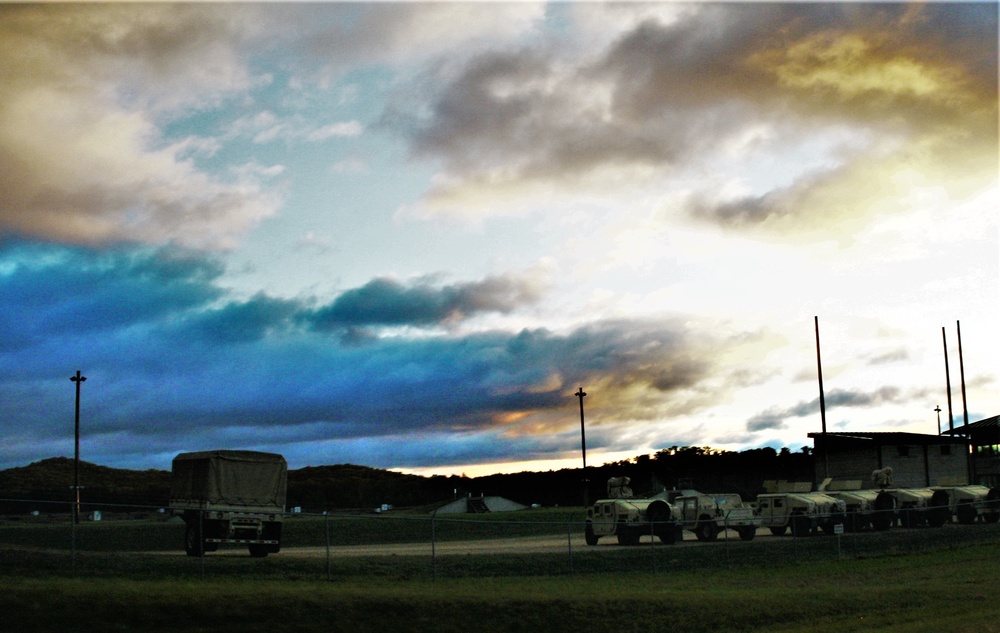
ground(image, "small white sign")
xmin=833 ymin=523 xmax=844 ymax=535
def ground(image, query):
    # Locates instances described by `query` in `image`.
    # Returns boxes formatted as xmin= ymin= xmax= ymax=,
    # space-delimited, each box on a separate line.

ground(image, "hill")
xmin=1 ymin=446 xmax=814 ymax=513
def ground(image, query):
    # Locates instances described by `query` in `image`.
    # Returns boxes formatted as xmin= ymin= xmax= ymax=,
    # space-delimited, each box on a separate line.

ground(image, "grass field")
xmin=3 ymin=510 xmax=1000 ymax=632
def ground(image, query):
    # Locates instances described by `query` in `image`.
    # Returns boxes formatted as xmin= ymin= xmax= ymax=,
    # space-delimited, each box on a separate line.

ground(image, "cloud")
xmin=0 ymin=4 xmax=281 ymax=249
xmin=389 ymin=3 xmax=996 ymax=231
xmin=746 ymin=386 xmax=908 ymax=432
xmin=0 ymin=240 xmax=755 ymax=469
xmin=309 ymin=274 xmax=546 ymax=330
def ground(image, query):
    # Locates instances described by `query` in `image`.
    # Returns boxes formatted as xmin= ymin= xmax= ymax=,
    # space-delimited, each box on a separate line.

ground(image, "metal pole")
xmin=956 ymin=321 xmax=969 ymax=428
xmin=814 ymin=317 xmax=827 ymax=434
xmin=70 ymin=370 xmax=86 ymax=525
xmin=814 ymin=317 xmax=829 ymax=479
xmin=575 ymin=387 xmax=588 ymax=507
xmin=942 ymin=327 xmax=954 ymax=433
xmin=935 ymin=406 xmax=942 ymax=435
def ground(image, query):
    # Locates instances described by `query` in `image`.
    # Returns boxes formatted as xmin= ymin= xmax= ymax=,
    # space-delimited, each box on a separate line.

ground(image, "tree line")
xmin=0 ymin=446 xmax=814 ymax=513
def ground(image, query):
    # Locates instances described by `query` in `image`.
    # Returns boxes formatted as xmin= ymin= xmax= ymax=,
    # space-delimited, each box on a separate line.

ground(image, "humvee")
xmin=930 ymin=485 xmax=1000 ymax=525
xmin=754 ymin=492 xmax=846 ymax=537
xmin=585 ymin=497 xmax=680 ymax=546
xmin=674 ymin=492 xmax=760 ymax=541
xmin=825 ymin=489 xmax=896 ymax=532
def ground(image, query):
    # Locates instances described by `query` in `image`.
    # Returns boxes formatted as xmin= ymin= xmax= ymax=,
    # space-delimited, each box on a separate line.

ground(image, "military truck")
xmin=585 ymin=496 xmax=680 ymax=546
xmin=878 ymin=487 xmax=965 ymax=528
xmin=754 ymin=492 xmax=846 ymax=537
xmin=929 ymin=485 xmax=1000 ymax=525
xmin=674 ymin=492 xmax=760 ymax=541
xmin=825 ymin=489 xmax=896 ymax=532
xmin=169 ymin=450 xmax=287 ymax=557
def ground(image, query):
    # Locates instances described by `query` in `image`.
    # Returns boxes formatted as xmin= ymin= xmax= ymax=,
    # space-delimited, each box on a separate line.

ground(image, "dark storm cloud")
xmin=0 ymin=241 xmax=739 ymax=469
xmin=746 ymin=386 xmax=906 ymax=432
xmin=308 ymin=274 xmax=543 ymax=330
xmin=0 ymin=242 xmax=223 ymax=353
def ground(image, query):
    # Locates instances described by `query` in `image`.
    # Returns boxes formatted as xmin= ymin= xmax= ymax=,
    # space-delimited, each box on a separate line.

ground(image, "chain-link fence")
xmin=3 ymin=497 xmax=999 ymax=582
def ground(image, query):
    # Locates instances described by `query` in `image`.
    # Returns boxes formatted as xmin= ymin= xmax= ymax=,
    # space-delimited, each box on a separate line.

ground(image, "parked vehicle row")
xmin=584 ymin=479 xmax=1000 ymax=546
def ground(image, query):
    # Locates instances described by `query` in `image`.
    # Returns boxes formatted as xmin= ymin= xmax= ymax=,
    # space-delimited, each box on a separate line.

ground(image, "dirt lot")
xmin=269 ymin=527 xmax=761 ymax=558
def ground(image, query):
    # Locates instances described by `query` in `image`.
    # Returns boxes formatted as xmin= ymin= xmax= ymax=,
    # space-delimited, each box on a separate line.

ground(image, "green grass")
xmin=4 ymin=511 xmax=1000 ymax=632
xmin=3 ymin=544 xmax=1000 ymax=632
xmin=0 ymin=507 xmax=583 ymax=551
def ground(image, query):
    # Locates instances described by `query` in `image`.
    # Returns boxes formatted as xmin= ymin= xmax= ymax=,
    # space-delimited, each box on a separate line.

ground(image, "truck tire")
xmin=645 ymin=501 xmax=674 ymax=544
xmin=658 ymin=527 xmax=676 ymax=545
xmin=616 ymin=525 xmax=638 ymax=546
xmin=791 ymin=514 xmax=811 ymax=537
xmin=956 ymin=502 xmax=977 ymax=525
xmin=696 ymin=516 xmax=719 ymax=542
xmin=585 ymin=523 xmax=599 ymax=546
xmin=738 ymin=526 xmax=756 ymax=541
xmin=984 ymin=488 xmax=1000 ymax=524
xmin=248 ymin=544 xmax=270 ymax=558
xmin=927 ymin=490 xmax=951 ymax=527
xmin=870 ymin=492 xmax=895 ymax=531
xmin=184 ymin=524 xmax=204 ymax=557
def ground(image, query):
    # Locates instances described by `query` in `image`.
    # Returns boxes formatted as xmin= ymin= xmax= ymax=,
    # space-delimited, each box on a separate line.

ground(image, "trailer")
xmin=169 ymin=450 xmax=287 ymax=557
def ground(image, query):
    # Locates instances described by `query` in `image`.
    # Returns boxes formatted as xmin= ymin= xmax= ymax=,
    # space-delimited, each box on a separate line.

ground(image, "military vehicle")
xmin=585 ymin=477 xmax=680 ymax=546
xmin=825 ymin=489 xmax=896 ymax=532
xmin=674 ymin=492 xmax=760 ymax=541
xmin=585 ymin=497 xmax=680 ymax=545
xmin=754 ymin=492 xmax=846 ymax=536
xmin=169 ymin=450 xmax=287 ymax=557
xmin=930 ymin=485 xmax=1000 ymax=525
xmin=884 ymin=487 xmax=940 ymax=527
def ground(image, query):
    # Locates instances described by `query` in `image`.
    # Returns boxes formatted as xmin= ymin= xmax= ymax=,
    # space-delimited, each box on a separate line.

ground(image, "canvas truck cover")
xmin=170 ymin=450 xmax=287 ymax=510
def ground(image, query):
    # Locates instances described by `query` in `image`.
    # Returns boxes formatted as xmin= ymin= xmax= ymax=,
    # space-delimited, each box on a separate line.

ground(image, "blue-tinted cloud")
xmin=0 ymin=240 xmax=732 ymax=470
xmin=309 ymin=274 xmax=543 ymax=330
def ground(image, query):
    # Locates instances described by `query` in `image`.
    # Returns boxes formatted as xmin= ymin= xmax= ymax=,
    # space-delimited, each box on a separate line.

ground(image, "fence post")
xmin=325 ymin=511 xmax=331 ymax=582
xmin=724 ymin=510 xmax=731 ymax=570
xmin=70 ymin=501 xmax=77 ymax=576
xmin=198 ymin=509 xmax=205 ymax=579
xmin=649 ymin=520 xmax=656 ymax=573
xmin=431 ymin=510 xmax=437 ymax=581
xmin=567 ymin=521 xmax=574 ymax=574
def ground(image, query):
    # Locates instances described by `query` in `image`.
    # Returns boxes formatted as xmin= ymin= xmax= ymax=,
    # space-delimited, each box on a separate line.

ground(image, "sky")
xmin=0 ymin=2 xmax=997 ymax=477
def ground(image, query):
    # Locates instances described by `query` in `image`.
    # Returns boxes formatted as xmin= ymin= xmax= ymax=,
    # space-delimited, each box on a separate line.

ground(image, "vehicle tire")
xmin=697 ymin=516 xmax=719 ymax=542
xmin=791 ymin=514 xmax=811 ymax=537
xmin=956 ymin=502 xmax=977 ymax=525
xmin=658 ymin=527 xmax=676 ymax=545
xmin=984 ymin=488 xmax=1000 ymax=524
xmin=585 ymin=523 xmax=599 ymax=546
xmin=927 ymin=489 xmax=951 ymax=527
xmin=616 ymin=525 xmax=638 ymax=546
xmin=901 ymin=507 xmax=924 ymax=528
xmin=646 ymin=500 xmax=673 ymax=543
xmin=769 ymin=526 xmax=787 ymax=536
xmin=184 ymin=524 xmax=203 ymax=557
xmin=738 ymin=526 xmax=756 ymax=541
xmin=248 ymin=544 xmax=269 ymax=558
xmin=871 ymin=492 xmax=895 ymax=531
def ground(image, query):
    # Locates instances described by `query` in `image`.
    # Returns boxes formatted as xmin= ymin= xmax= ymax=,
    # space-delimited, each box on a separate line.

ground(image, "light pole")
xmin=575 ymin=387 xmax=588 ymax=507
xmin=935 ymin=406 xmax=942 ymax=436
xmin=70 ymin=370 xmax=86 ymax=524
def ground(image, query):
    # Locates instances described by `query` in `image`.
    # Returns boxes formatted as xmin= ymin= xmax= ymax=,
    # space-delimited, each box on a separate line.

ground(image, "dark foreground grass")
xmin=3 ymin=543 xmax=1000 ymax=633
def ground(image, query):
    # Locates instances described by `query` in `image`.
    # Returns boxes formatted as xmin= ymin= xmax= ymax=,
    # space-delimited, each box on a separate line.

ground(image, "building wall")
xmin=814 ymin=437 xmax=969 ymax=489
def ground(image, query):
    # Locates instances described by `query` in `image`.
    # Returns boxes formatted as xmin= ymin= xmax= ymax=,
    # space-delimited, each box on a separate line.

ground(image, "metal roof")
xmin=942 ymin=414 xmax=1000 ymax=435
xmin=807 ymin=431 xmax=966 ymax=445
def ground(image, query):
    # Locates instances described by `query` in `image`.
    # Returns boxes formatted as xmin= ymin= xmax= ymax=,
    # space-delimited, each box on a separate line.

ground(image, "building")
xmin=808 ymin=431 xmax=971 ymax=489
xmin=943 ymin=414 xmax=1000 ymax=487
